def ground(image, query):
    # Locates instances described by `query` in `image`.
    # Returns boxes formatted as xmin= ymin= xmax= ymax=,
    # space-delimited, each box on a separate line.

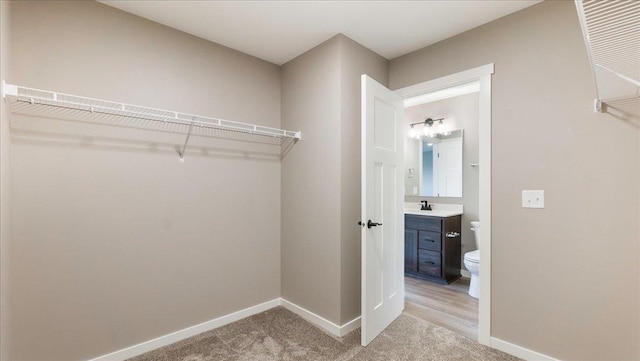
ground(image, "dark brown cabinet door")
xmin=405 ymin=229 xmax=418 ymax=273
xmin=405 ymin=214 xmax=461 ymax=284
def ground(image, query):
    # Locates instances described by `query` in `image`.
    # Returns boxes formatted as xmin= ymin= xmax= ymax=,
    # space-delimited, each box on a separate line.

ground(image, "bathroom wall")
xmin=281 ymin=34 xmax=388 ymax=326
xmin=8 ymin=2 xmax=282 ymax=360
xmin=0 ymin=1 xmax=12 ymax=360
xmin=404 ymin=134 xmax=420 ymax=196
xmin=390 ymin=1 xmax=640 ymax=360
xmin=404 ymin=93 xmax=480 ymax=265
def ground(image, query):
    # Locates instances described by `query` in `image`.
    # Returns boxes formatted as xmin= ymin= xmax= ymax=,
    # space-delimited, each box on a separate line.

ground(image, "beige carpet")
xmin=129 ymin=306 xmax=520 ymax=361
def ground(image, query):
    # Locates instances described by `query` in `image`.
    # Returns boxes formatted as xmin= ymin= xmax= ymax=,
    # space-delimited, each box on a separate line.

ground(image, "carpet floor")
xmin=129 ymin=306 xmax=520 ymax=361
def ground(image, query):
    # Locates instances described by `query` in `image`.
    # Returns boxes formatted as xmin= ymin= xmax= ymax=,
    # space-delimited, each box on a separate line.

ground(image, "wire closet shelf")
xmin=575 ymin=0 xmax=640 ymax=114
xmin=2 ymin=81 xmax=302 ymax=161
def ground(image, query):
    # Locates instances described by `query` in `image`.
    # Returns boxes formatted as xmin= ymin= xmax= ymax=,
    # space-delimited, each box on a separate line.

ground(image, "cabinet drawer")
xmin=418 ymin=250 xmax=441 ymax=278
xmin=405 ymin=215 xmax=442 ymax=232
xmin=418 ymin=231 xmax=441 ymax=251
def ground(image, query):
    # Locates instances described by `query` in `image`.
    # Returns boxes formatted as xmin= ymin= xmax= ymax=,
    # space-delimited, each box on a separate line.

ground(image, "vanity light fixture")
xmin=408 ymin=117 xmax=450 ymax=139
xmin=422 ymin=119 xmax=435 ymax=137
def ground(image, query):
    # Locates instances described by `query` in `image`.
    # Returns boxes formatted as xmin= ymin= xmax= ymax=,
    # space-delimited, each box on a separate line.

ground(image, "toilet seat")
xmin=464 ymin=250 xmax=480 ymax=263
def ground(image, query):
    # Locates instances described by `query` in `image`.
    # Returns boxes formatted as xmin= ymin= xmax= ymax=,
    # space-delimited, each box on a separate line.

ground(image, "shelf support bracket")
xmin=594 ymin=99 xmax=603 ymax=113
xmin=2 ymin=80 xmax=18 ymax=99
xmin=178 ymin=122 xmax=194 ymax=163
xmin=595 ymin=64 xmax=640 ymax=89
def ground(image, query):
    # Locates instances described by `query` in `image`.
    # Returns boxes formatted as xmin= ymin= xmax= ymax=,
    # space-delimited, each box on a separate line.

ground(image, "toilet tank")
xmin=470 ymin=221 xmax=480 ymax=249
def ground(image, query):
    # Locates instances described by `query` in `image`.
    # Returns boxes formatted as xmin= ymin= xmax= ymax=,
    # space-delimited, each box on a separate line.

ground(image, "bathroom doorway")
xmin=395 ymin=64 xmax=493 ymax=344
xmin=402 ymin=87 xmax=480 ymax=340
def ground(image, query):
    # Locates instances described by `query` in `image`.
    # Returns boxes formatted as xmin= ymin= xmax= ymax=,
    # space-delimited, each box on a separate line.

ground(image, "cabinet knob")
xmin=446 ymin=232 xmax=460 ymax=238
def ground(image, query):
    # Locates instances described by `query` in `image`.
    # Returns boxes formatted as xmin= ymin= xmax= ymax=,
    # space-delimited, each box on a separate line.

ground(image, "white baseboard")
xmin=338 ymin=314 xmax=362 ymax=336
xmin=280 ymin=298 xmax=361 ymax=337
xmin=491 ymin=337 xmax=560 ymax=361
xmin=88 ymin=298 xmax=361 ymax=361
xmin=78 ymin=298 xmax=564 ymax=361
xmin=88 ymin=299 xmax=281 ymax=361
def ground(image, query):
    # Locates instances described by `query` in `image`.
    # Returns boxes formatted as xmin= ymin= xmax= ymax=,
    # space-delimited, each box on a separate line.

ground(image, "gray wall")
xmin=338 ymin=36 xmax=388 ymax=324
xmin=5 ymin=1 xmax=639 ymax=360
xmin=281 ymin=36 xmax=343 ymax=324
xmin=390 ymin=1 xmax=639 ymax=360
xmin=8 ymin=2 xmax=282 ymax=360
xmin=405 ymin=93 xmax=480 ymax=263
xmin=281 ymin=34 xmax=388 ymax=325
xmin=0 ymin=1 xmax=12 ymax=360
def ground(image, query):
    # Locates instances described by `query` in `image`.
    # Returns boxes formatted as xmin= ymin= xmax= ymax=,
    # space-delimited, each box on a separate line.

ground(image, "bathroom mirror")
xmin=405 ymin=129 xmax=463 ymax=197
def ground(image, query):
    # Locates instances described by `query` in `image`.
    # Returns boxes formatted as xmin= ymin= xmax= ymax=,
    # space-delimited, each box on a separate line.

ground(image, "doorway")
xmin=395 ymin=64 xmax=494 ymax=345
xmin=402 ymin=86 xmax=481 ymax=340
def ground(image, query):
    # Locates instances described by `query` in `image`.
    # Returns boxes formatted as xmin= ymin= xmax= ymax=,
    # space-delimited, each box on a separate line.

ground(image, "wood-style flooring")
xmin=404 ymin=276 xmax=479 ymax=340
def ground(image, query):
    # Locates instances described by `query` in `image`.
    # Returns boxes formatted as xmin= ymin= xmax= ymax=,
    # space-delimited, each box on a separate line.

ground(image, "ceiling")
xmin=101 ymin=1 xmax=541 ymax=65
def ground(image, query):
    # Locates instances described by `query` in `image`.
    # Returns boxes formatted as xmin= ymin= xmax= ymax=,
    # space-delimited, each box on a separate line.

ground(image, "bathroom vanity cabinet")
xmin=405 ymin=214 xmax=462 ymax=284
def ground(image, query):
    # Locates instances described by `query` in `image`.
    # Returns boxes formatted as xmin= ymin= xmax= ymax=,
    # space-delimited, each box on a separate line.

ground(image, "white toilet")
xmin=464 ymin=221 xmax=480 ymax=299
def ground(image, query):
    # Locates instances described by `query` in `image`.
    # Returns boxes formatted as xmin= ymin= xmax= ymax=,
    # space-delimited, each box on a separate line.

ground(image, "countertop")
xmin=404 ymin=209 xmax=463 ymax=218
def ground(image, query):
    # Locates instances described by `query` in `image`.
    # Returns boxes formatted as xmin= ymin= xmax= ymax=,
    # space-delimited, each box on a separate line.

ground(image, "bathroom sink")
xmin=404 ymin=209 xmax=463 ymax=218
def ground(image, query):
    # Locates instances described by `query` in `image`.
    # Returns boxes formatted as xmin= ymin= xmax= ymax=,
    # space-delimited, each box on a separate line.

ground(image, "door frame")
xmin=394 ymin=63 xmax=494 ymax=346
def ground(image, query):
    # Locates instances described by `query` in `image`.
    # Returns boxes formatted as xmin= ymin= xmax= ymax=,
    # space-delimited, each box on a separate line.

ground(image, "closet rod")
xmin=2 ymin=81 xmax=302 ymax=141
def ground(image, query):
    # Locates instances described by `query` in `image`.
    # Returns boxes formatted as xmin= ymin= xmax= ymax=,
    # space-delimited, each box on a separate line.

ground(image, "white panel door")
xmin=361 ymin=75 xmax=405 ymax=346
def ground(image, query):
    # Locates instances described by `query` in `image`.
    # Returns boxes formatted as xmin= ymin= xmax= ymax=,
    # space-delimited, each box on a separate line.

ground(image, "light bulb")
xmin=437 ymin=120 xmax=445 ymax=135
xmin=422 ymin=124 xmax=430 ymax=136
xmin=424 ymin=124 xmax=436 ymax=138
xmin=408 ymin=126 xmax=417 ymax=138
xmin=441 ymin=120 xmax=452 ymax=136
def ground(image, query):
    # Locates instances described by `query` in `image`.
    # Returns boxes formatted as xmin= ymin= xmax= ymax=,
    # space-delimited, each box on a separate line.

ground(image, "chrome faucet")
xmin=420 ymin=200 xmax=432 ymax=211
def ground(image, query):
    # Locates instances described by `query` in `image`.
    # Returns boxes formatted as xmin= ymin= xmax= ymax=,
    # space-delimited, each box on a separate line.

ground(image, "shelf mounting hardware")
xmin=178 ymin=122 xmax=194 ymax=163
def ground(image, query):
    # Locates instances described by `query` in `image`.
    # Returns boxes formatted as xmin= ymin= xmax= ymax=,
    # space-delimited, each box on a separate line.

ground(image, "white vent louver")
xmin=575 ymin=0 xmax=640 ymax=114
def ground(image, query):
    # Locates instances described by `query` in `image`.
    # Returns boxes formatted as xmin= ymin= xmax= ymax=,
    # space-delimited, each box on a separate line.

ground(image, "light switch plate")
xmin=522 ymin=190 xmax=544 ymax=208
